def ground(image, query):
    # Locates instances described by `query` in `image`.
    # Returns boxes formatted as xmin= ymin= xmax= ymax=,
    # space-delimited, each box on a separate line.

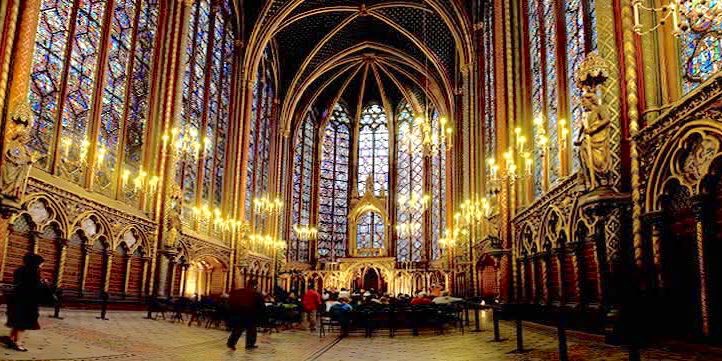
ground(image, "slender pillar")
xmin=55 ymin=239 xmax=68 ymax=288
xmin=79 ymin=244 xmax=92 ymax=296
xmin=103 ymin=250 xmax=113 ymax=293
xmin=141 ymin=257 xmax=149 ymax=296
xmin=123 ymin=256 xmax=132 ymax=296
xmin=554 ymin=247 xmax=565 ymax=304
xmin=168 ymin=260 xmax=177 ymax=297
xmin=692 ymin=200 xmax=710 ymax=336
xmin=648 ymin=213 xmax=664 ymax=289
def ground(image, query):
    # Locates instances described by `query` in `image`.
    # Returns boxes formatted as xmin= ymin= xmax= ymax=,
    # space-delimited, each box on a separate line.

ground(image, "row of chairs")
xmin=319 ymin=302 xmax=466 ymax=338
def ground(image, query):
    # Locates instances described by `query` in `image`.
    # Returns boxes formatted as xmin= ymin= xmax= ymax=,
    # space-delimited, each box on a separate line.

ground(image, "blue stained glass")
xmin=430 ymin=110 xmax=446 ymax=260
xmin=396 ymin=102 xmax=424 ymax=262
xmin=290 ymin=113 xmax=316 ymax=262
xmin=318 ymin=103 xmax=351 ymax=261
xmin=358 ymin=103 xmax=389 ymax=196
xmin=543 ymin=0 xmax=560 ymax=185
xmin=29 ymin=0 xmax=74 ymax=169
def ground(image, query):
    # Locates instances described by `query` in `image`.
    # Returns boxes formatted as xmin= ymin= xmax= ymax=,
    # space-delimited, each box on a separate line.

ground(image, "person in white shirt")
xmin=338 ymin=288 xmax=351 ymax=300
xmin=432 ymin=291 xmax=462 ymax=305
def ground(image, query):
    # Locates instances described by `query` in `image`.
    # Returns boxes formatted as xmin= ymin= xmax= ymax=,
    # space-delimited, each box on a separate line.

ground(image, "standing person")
xmin=5 ymin=254 xmax=46 ymax=352
xmin=227 ymin=280 xmax=266 ymax=351
xmin=302 ymin=283 xmax=322 ymax=331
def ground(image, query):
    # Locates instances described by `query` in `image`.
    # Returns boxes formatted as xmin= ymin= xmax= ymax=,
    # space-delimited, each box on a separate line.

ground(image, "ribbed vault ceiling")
xmin=243 ymin=0 xmax=472 ymax=134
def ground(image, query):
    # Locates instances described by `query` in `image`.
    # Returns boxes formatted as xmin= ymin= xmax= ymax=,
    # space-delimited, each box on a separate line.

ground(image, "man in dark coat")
xmin=227 ymin=279 xmax=266 ymax=350
xmin=5 ymin=253 xmax=46 ymax=352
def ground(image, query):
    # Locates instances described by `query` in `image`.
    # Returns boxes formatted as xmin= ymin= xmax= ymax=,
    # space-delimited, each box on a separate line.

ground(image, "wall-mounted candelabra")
xmin=633 ymin=0 xmax=722 ymax=36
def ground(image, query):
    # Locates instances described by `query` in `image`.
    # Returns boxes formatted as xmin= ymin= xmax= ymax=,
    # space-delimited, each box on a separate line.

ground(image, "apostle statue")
xmin=574 ymin=90 xmax=611 ymax=190
xmin=164 ymin=183 xmax=183 ymax=246
xmin=572 ymin=52 xmax=613 ymax=191
xmin=1 ymin=102 xmax=40 ymax=211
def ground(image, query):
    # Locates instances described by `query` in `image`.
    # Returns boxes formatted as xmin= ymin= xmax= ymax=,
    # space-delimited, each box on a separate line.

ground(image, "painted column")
xmin=554 ymin=247 xmax=565 ymax=304
xmin=692 ymin=200 xmax=710 ymax=336
xmin=648 ymin=212 xmax=664 ymax=289
xmin=103 ymin=250 xmax=113 ymax=293
xmin=80 ymin=244 xmax=92 ymax=296
xmin=168 ymin=259 xmax=177 ymax=297
xmin=123 ymin=255 xmax=132 ymax=297
xmin=55 ymin=239 xmax=68 ymax=288
xmin=141 ymin=257 xmax=150 ymax=296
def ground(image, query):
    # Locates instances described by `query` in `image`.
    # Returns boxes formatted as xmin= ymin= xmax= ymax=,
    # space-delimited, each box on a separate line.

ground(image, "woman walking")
xmin=5 ymin=253 xmax=46 ymax=351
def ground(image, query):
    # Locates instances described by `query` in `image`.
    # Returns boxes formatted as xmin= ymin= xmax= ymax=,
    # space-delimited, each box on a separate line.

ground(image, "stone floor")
xmin=0 ymin=308 xmax=720 ymax=360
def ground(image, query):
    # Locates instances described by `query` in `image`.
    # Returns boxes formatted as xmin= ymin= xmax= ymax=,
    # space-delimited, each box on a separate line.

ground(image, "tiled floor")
xmin=0 ymin=308 xmax=720 ymax=360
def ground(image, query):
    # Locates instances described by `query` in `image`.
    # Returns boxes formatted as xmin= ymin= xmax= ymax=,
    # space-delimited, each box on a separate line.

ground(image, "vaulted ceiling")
xmin=242 ymin=0 xmax=473 ymax=135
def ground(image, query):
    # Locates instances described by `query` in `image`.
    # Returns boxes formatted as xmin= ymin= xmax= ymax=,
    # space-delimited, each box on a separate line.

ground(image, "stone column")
xmin=692 ymin=200 xmax=710 ymax=336
xmin=156 ymin=249 xmax=176 ymax=298
xmin=103 ymin=250 xmax=113 ymax=293
xmin=168 ymin=260 xmax=177 ymax=297
xmin=647 ymin=212 xmax=664 ymax=289
xmin=55 ymin=239 xmax=68 ymax=288
xmin=554 ymin=247 xmax=565 ymax=304
xmin=141 ymin=257 xmax=150 ymax=296
xmin=569 ymin=242 xmax=584 ymax=305
xmin=543 ymin=251 xmax=553 ymax=304
xmin=79 ymin=244 xmax=92 ymax=296
xmin=123 ymin=255 xmax=132 ymax=297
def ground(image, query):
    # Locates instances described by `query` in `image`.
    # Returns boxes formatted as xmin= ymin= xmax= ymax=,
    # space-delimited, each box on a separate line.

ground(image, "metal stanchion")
xmin=628 ymin=344 xmax=641 ymax=361
xmin=50 ymin=289 xmax=63 ymax=319
xmin=506 ymin=305 xmax=529 ymax=354
xmin=557 ymin=309 xmax=568 ymax=361
xmin=515 ymin=315 xmax=524 ymax=352
xmin=464 ymin=302 xmax=470 ymax=326
xmin=473 ymin=303 xmax=481 ymax=332
xmin=97 ymin=291 xmax=109 ymax=320
xmin=489 ymin=305 xmax=507 ymax=342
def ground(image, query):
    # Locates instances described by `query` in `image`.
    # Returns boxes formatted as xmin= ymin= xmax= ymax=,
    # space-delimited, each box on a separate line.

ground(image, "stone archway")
xmin=184 ymin=255 xmax=227 ymax=298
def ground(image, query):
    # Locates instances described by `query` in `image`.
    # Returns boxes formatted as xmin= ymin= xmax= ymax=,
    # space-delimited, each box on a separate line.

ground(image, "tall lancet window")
xmin=396 ymin=102 xmax=424 ymax=262
xmin=528 ymin=0 xmax=597 ymax=196
xmin=244 ymin=48 xmax=275 ymax=224
xmin=357 ymin=103 xmax=389 ymax=196
xmin=318 ymin=104 xmax=351 ymax=261
xmin=179 ymin=0 xmax=235 ymax=220
xmin=27 ymin=0 xmax=160 ymax=203
xmin=430 ymin=109 xmax=447 ymax=260
xmin=289 ymin=112 xmax=316 ymax=262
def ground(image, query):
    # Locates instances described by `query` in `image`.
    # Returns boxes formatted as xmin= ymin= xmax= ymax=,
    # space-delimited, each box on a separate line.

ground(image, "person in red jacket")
xmin=410 ymin=291 xmax=433 ymax=305
xmin=302 ymin=283 xmax=322 ymax=331
xmin=227 ymin=279 xmax=266 ymax=350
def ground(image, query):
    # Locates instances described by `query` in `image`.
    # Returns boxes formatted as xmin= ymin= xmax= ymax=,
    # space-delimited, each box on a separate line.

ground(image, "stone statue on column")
xmin=573 ymin=53 xmax=613 ymax=191
xmin=1 ymin=101 xmax=40 ymax=212
xmin=164 ymin=182 xmax=183 ymax=247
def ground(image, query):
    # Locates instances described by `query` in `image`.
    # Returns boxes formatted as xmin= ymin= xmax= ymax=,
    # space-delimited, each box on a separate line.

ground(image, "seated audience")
xmin=432 ymin=291 xmax=462 ymax=305
xmin=410 ymin=291 xmax=432 ymax=305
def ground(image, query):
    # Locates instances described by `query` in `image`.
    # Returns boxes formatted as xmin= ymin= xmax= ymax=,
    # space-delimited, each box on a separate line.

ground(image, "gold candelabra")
xmin=633 ymin=0 xmax=722 ymax=36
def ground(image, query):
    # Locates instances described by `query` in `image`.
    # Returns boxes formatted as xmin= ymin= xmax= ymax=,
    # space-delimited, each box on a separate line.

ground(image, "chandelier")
xmin=396 ymin=221 xmax=422 ymax=239
xmin=633 ymin=0 xmax=722 ymax=36
xmin=293 ymin=224 xmax=318 ymax=241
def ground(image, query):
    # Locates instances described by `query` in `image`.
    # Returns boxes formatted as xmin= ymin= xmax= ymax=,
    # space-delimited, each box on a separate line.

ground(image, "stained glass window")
xmin=430 ymin=110 xmax=446 ymax=261
xmin=565 ymin=0 xmax=597 ymax=171
xmin=543 ymin=0 xmax=560 ymax=184
xmin=529 ymin=0 xmax=544 ymax=198
xmin=680 ymin=14 xmax=722 ymax=92
xmin=245 ymin=48 xmax=274 ymax=226
xmin=358 ymin=103 xmax=389 ymax=196
xmin=396 ymin=102 xmax=424 ymax=262
xmin=180 ymin=1 xmax=234 ymax=219
xmin=482 ymin=3 xmax=496 ymax=160
xmin=290 ymin=112 xmax=316 ymax=262
xmin=318 ymin=103 xmax=351 ymax=261
xmin=28 ymin=0 xmax=159 ymax=201
xmin=527 ymin=0 xmax=597 ymax=196
xmin=357 ymin=212 xmax=385 ymax=251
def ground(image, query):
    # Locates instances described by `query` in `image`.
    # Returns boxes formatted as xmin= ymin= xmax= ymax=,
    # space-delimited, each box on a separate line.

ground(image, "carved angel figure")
xmin=574 ymin=90 xmax=611 ymax=190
